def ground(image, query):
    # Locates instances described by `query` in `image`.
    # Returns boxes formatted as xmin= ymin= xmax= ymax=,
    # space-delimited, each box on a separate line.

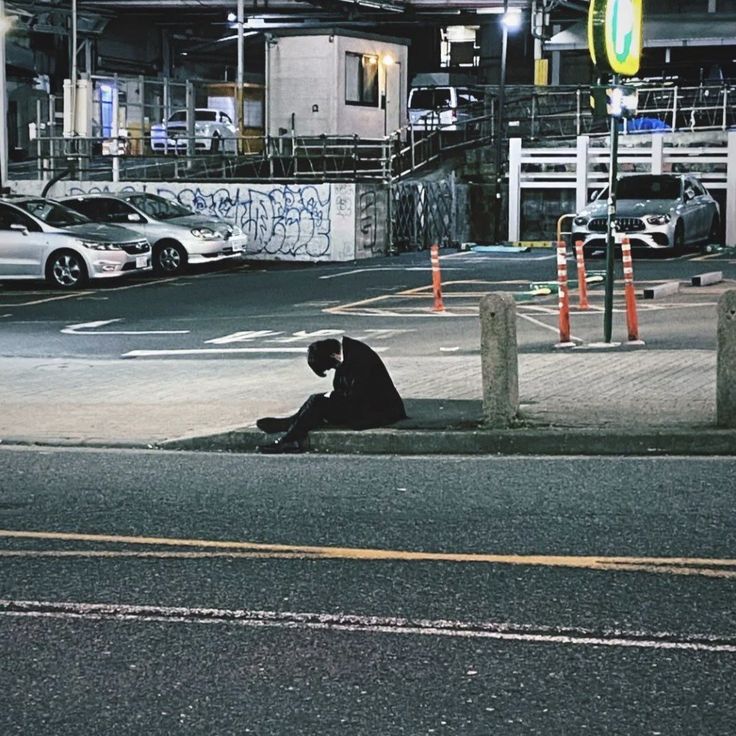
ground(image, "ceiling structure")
xmin=7 ymin=0 xmax=587 ymax=44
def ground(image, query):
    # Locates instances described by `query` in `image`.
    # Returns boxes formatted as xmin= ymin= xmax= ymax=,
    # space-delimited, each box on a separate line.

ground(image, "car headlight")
xmin=573 ymin=216 xmax=588 ymax=226
xmin=646 ymin=214 xmax=671 ymax=225
xmin=191 ymin=227 xmax=220 ymax=240
xmin=80 ymin=240 xmax=122 ymax=251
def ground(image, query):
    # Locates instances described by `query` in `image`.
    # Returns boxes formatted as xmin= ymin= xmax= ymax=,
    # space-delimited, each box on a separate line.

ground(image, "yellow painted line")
xmin=0 ymin=276 xmax=180 ymax=308
xmin=1 ymin=530 xmax=735 ymax=578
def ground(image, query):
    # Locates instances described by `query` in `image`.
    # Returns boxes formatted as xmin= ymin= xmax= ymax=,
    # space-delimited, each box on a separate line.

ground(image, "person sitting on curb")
xmin=256 ymin=336 xmax=406 ymax=454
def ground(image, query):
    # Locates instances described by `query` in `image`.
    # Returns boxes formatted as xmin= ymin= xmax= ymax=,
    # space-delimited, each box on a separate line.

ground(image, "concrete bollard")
xmin=717 ymin=290 xmax=736 ymax=428
xmin=480 ymin=293 xmax=519 ymax=427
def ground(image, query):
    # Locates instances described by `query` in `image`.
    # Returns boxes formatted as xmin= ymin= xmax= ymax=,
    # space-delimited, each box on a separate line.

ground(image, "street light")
xmin=382 ymin=54 xmax=394 ymax=136
xmin=493 ymin=4 xmax=522 ymax=243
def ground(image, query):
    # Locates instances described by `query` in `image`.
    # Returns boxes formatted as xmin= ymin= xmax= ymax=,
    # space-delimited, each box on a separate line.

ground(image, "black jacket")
xmin=328 ymin=336 xmax=406 ymax=429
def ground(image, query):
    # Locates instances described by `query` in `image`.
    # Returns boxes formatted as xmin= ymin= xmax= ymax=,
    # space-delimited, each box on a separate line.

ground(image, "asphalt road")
xmin=1 ymin=447 xmax=734 ymax=734
xmin=1 ymin=247 xmax=734 ymax=362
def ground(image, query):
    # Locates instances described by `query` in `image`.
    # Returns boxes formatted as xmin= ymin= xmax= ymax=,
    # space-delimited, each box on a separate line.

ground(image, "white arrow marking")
xmin=61 ymin=319 xmax=189 ymax=336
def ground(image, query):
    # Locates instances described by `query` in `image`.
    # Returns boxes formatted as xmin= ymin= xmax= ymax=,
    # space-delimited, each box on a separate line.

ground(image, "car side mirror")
xmin=10 ymin=223 xmax=28 ymax=235
xmin=590 ymin=189 xmax=600 ymax=201
xmin=127 ymin=213 xmax=144 ymax=223
xmin=684 ymin=189 xmax=695 ymax=202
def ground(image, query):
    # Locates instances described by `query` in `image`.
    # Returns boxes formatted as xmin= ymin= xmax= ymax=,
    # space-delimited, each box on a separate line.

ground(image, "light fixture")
xmin=501 ymin=8 xmax=522 ymax=30
xmin=227 ymin=11 xmax=236 ymax=22
xmin=382 ymin=54 xmax=394 ymax=66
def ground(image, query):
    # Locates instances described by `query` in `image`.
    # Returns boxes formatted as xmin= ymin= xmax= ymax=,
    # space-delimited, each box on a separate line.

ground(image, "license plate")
xmin=136 ymin=256 xmax=148 ymax=268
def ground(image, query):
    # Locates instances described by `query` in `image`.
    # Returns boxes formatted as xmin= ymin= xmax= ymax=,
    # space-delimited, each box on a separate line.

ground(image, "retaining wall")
xmin=8 ymin=179 xmax=389 ymax=262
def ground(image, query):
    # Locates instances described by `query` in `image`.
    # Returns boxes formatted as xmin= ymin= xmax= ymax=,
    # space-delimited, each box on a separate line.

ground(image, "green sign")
xmin=588 ymin=0 xmax=643 ymax=76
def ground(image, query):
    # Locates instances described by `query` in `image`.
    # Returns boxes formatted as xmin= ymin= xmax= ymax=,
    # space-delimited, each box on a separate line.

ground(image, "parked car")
xmin=408 ymin=86 xmax=483 ymax=131
xmin=572 ymin=174 xmax=720 ymax=255
xmin=0 ymin=196 xmax=151 ymax=289
xmin=150 ymin=108 xmax=238 ymax=154
xmin=60 ymin=192 xmax=246 ymax=274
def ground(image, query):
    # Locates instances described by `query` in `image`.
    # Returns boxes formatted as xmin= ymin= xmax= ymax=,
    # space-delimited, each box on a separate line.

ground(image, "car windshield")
xmin=168 ymin=110 xmax=217 ymax=123
xmin=16 ymin=199 xmax=90 ymax=227
xmin=123 ymin=193 xmax=192 ymax=220
xmin=616 ymin=176 xmax=681 ymax=200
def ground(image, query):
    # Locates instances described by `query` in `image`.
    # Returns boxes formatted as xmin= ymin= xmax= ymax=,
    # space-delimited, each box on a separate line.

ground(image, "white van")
xmin=408 ymin=86 xmax=482 ymax=131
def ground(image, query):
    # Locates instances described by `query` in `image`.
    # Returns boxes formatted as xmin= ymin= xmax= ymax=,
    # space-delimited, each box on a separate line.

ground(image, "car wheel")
xmin=154 ymin=241 xmax=187 ymax=274
xmin=46 ymin=250 xmax=88 ymax=290
xmin=211 ymin=134 xmax=221 ymax=154
xmin=673 ymin=221 xmax=685 ymax=255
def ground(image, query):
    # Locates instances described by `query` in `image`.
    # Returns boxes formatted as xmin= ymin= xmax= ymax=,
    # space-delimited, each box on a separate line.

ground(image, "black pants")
xmin=283 ymin=393 xmax=347 ymax=442
xmin=283 ymin=393 xmax=401 ymax=442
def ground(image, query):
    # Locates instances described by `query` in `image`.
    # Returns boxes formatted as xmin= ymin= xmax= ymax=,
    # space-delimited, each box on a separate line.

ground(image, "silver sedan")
xmin=571 ymin=174 xmax=720 ymax=255
xmin=0 ymin=197 xmax=151 ymax=289
xmin=61 ymin=192 xmax=246 ymax=275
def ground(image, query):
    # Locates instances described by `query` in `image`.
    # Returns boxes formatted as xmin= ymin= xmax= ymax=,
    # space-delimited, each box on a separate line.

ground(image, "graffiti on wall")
xmin=67 ymin=183 xmax=333 ymax=259
xmin=358 ymin=190 xmax=377 ymax=253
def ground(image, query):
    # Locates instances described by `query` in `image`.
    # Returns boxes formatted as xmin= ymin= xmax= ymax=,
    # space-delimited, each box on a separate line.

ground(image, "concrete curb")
xmin=159 ymin=427 xmax=736 ymax=456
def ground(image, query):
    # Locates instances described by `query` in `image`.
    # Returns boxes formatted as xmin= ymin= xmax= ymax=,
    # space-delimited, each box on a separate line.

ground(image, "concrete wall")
xmin=10 ymin=179 xmax=388 ymax=262
xmin=266 ymin=36 xmax=335 ymax=137
xmin=266 ymin=34 xmax=408 ymax=138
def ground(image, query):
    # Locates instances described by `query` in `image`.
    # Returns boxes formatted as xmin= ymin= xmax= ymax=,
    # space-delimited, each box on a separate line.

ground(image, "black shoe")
xmin=256 ymin=417 xmax=292 ymax=434
xmin=257 ymin=438 xmax=304 ymax=455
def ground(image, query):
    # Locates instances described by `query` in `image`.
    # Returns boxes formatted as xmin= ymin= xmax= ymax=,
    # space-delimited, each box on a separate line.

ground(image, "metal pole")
xmin=493 ymin=3 xmax=509 ymax=243
xmin=0 ymin=0 xmax=8 ymax=191
xmin=70 ymin=0 xmax=77 ymax=136
xmin=236 ymin=0 xmax=244 ymax=151
xmin=604 ymin=75 xmax=619 ymax=344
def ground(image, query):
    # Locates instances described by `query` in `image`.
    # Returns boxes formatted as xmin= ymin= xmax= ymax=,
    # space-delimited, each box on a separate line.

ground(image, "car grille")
xmin=588 ymin=217 xmax=645 ymax=233
xmin=121 ymin=240 xmax=150 ymax=254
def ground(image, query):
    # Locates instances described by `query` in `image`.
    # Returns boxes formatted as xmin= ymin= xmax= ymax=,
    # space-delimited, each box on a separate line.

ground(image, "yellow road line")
xmin=1 ymin=529 xmax=734 ymax=578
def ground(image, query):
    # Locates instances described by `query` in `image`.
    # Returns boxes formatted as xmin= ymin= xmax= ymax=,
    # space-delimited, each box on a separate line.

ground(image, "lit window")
xmin=346 ymin=53 xmax=379 ymax=106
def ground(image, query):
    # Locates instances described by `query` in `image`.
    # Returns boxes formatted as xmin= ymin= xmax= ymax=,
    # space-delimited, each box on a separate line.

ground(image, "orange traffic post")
xmin=621 ymin=237 xmax=645 ymax=345
xmin=430 ymin=244 xmax=445 ymax=312
xmin=574 ymin=240 xmax=590 ymax=310
xmin=555 ymin=240 xmax=576 ymax=348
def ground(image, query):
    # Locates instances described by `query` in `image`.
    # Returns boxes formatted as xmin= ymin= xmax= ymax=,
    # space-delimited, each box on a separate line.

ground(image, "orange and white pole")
xmin=621 ymin=236 xmax=644 ymax=344
xmin=556 ymin=240 xmax=575 ymax=347
xmin=430 ymin=244 xmax=445 ymax=312
xmin=574 ymin=240 xmax=590 ymax=310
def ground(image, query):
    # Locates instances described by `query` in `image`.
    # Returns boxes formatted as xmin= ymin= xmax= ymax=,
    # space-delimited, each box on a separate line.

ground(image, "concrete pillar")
xmin=726 ymin=131 xmax=736 ymax=246
xmin=717 ymin=289 xmax=736 ymax=427
xmin=480 ymin=293 xmax=519 ymax=427
xmin=508 ymin=137 xmax=522 ymax=241
xmin=575 ymin=135 xmax=589 ymax=212
xmin=478 ymin=19 xmax=502 ymax=85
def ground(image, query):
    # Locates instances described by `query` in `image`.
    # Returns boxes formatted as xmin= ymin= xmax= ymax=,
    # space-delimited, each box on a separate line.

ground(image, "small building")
xmin=266 ymin=29 xmax=409 ymax=139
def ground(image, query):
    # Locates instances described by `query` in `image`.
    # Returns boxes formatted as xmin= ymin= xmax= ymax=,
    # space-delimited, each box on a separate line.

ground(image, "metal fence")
xmin=392 ymin=177 xmax=457 ymax=251
xmin=14 ymin=81 xmax=736 ymax=187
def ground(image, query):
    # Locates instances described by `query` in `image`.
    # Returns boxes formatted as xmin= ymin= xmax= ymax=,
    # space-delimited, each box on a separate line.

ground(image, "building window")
xmin=346 ymin=52 xmax=379 ymax=106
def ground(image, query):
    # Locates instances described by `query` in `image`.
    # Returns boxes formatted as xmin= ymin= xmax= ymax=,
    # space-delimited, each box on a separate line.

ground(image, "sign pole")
xmin=604 ymin=73 xmax=619 ymax=344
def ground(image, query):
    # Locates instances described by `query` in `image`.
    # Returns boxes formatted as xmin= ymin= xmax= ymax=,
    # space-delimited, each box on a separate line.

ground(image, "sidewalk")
xmin=2 ymin=348 xmax=733 ymax=455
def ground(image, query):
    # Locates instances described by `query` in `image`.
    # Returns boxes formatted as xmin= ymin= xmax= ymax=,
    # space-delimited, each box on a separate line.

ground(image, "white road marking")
xmin=206 ymin=329 xmax=282 ymax=344
xmin=518 ymin=312 xmax=583 ymax=342
xmin=61 ymin=319 xmax=189 ymax=336
xmin=1 ymin=600 xmax=734 ymax=653
xmin=122 ymin=346 xmax=388 ymax=357
xmin=319 ymin=267 xmax=463 ymax=279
